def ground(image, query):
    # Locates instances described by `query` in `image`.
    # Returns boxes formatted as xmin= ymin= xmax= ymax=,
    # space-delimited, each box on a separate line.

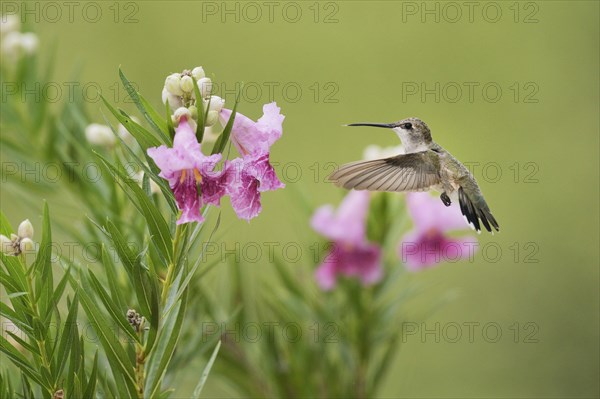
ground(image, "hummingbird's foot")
xmin=440 ymin=192 xmax=452 ymax=207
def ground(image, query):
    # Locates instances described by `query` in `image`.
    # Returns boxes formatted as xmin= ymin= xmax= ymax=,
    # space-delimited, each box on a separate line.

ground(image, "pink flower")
xmin=226 ymin=153 xmax=284 ymax=220
xmin=311 ymin=191 xmax=383 ymax=290
xmin=399 ymin=192 xmax=477 ymax=270
xmin=220 ymin=102 xmax=285 ymax=221
xmin=220 ymin=102 xmax=284 ymax=156
xmin=147 ymin=117 xmax=228 ymax=225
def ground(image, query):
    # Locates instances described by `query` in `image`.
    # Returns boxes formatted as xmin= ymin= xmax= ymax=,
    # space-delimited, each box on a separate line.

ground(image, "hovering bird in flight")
xmin=329 ymin=117 xmax=499 ymax=233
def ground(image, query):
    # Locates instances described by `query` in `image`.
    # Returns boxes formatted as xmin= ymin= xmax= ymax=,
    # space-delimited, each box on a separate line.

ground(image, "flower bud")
xmin=19 ymin=238 xmax=34 ymax=253
xmin=188 ymin=105 xmax=198 ymax=119
xmin=162 ymin=87 xmax=183 ymax=109
xmin=118 ymin=116 xmax=139 ymax=146
xmin=17 ymin=219 xmax=33 ymax=239
xmin=180 ymin=75 xmax=194 ymax=94
xmin=191 ymin=66 xmax=205 ymax=81
xmin=0 ymin=234 xmax=14 ymax=255
xmin=1 ymin=31 xmax=22 ymax=57
xmin=207 ymin=96 xmax=225 ymax=114
xmin=172 ymin=107 xmax=192 ymax=125
xmin=85 ymin=123 xmax=116 ymax=147
xmin=206 ymin=111 xmax=219 ymax=127
xmin=197 ymin=77 xmax=212 ymax=98
xmin=165 ymin=73 xmax=183 ymax=96
xmin=0 ymin=15 xmax=20 ymax=37
xmin=19 ymin=33 xmax=38 ymax=55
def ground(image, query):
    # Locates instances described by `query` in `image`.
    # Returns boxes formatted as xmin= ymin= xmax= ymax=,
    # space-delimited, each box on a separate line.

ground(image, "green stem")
xmin=160 ymin=225 xmax=183 ymax=305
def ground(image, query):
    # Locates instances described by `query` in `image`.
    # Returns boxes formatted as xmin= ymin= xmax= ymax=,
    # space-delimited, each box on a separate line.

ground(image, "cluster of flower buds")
xmin=126 ymin=309 xmax=143 ymax=332
xmin=0 ymin=15 xmax=38 ymax=63
xmin=161 ymin=67 xmax=225 ymax=129
xmin=0 ymin=219 xmax=35 ymax=256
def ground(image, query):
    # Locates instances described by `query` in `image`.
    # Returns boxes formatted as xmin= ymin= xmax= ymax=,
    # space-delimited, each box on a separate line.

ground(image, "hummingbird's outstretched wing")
xmin=329 ymin=152 xmax=440 ymax=192
xmin=457 ymin=185 xmax=500 ymax=233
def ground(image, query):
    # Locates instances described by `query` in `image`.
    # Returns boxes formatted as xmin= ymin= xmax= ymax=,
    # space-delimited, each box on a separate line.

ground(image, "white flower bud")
xmin=188 ymin=105 xmax=198 ymax=119
xmin=172 ymin=107 xmax=192 ymax=125
xmin=180 ymin=75 xmax=194 ymax=94
xmin=0 ymin=234 xmax=15 ymax=255
xmin=191 ymin=66 xmax=205 ymax=81
xmin=165 ymin=73 xmax=183 ymax=96
xmin=85 ymin=123 xmax=116 ymax=147
xmin=0 ymin=15 xmax=20 ymax=37
xmin=206 ymin=111 xmax=219 ymax=127
xmin=1 ymin=31 xmax=22 ymax=57
xmin=162 ymin=87 xmax=183 ymax=109
xmin=19 ymin=238 xmax=34 ymax=253
xmin=19 ymin=32 xmax=38 ymax=55
xmin=118 ymin=116 xmax=139 ymax=146
xmin=197 ymin=77 xmax=212 ymax=98
xmin=17 ymin=219 xmax=33 ymax=239
xmin=207 ymin=96 xmax=225 ymax=113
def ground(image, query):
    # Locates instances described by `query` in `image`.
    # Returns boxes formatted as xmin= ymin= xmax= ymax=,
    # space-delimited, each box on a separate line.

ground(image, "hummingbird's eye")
xmin=402 ymin=122 xmax=413 ymax=130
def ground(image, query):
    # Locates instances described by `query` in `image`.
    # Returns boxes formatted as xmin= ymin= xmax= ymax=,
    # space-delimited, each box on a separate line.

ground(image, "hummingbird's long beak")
xmin=345 ymin=122 xmax=395 ymax=129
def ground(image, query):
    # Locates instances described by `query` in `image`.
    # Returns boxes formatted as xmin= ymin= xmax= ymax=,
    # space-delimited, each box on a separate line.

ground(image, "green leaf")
xmin=76 ymin=284 xmax=138 ymax=396
xmin=87 ymin=270 xmax=141 ymax=345
xmin=54 ymin=292 xmax=79 ymax=380
xmin=32 ymin=202 xmax=51 ymax=273
xmin=103 ymin=219 xmax=153 ymax=319
xmin=82 ymin=351 xmax=99 ymax=399
xmin=192 ymin=78 xmax=205 ymax=142
xmin=0 ymin=335 xmax=47 ymax=389
xmin=119 ymin=68 xmax=172 ymax=145
xmin=97 ymin=154 xmax=173 ymax=264
xmin=100 ymin=95 xmax=161 ymax=151
xmin=191 ymin=340 xmax=221 ymax=398
xmin=145 ymin=280 xmax=188 ymax=398
xmin=165 ymin=99 xmax=175 ymax=140
xmin=211 ymin=92 xmax=240 ymax=155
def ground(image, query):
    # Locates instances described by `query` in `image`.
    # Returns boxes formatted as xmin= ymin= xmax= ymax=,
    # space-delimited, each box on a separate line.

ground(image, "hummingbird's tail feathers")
xmin=458 ymin=187 xmax=500 ymax=233
xmin=328 ymin=154 xmax=440 ymax=192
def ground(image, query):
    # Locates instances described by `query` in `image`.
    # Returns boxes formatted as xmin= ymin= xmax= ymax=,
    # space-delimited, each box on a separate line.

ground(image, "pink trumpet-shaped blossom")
xmin=311 ymin=191 xmax=383 ymax=290
xmin=399 ymin=192 xmax=477 ymax=270
xmin=147 ymin=117 xmax=229 ymax=224
xmin=221 ymin=103 xmax=285 ymax=221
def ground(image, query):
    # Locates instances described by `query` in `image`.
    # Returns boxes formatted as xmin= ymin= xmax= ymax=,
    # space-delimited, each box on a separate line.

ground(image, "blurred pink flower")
xmin=147 ymin=117 xmax=228 ymax=224
xmin=399 ymin=192 xmax=477 ymax=270
xmin=311 ymin=191 xmax=383 ymax=290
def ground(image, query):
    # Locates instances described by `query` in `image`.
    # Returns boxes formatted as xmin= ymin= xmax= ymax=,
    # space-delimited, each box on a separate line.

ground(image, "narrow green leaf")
xmin=76 ymin=287 xmax=138 ymax=395
xmin=87 ymin=270 xmax=141 ymax=345
xmin=100 ymin=95 xmax=160 ymax=150
xmin=55 ymin=292 xmax=79 ymax=380
xmin=211 ymin=91 xmax=240 ymax=155
xmin=192 ymin=77 xmax=205 ymax=142
xmin=119 ymin=68 xmax=171 ymax=145
xmin=97 ymin=154 xmax=173 ymax=264
xmin=192 ymin=340 xmax=221 ymax=398
xmin=82 ymin=351 xmax=99 ymax=399
xmin=0 ymin=335 xmax=47 ymax=389
xmin=145 ymin=287 xmax=188 ymax=398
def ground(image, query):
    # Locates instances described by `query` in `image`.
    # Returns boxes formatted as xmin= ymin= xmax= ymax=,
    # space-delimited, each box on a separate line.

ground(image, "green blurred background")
xmin=3 ymin=1 xmax=599 ymax=397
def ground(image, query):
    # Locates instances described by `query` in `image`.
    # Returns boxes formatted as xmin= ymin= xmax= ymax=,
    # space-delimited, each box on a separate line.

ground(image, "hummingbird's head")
xmin=346 ymin=117 xmax=432 ymax=153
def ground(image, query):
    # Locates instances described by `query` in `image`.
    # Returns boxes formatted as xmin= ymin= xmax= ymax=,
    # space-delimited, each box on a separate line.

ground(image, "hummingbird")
xmin=328 ymin=117 xmax=500 ymax=233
